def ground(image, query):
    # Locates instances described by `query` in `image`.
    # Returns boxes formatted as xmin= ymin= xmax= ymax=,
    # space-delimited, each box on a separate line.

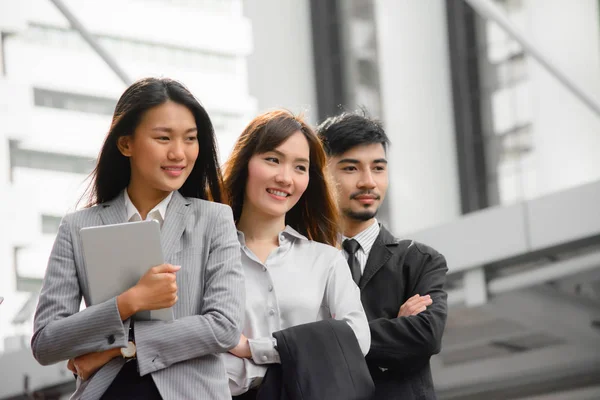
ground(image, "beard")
xmin=343 ymin=207 xmax=378 ymax=222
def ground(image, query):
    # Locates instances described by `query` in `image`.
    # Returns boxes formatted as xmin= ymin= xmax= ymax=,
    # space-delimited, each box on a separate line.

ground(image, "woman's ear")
xmin=117 ymin=136 xmax=132 ymax=157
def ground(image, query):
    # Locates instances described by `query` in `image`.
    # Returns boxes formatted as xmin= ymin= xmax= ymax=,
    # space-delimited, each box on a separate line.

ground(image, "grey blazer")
xmin=31 ymin=190 xmax=245 ymax=400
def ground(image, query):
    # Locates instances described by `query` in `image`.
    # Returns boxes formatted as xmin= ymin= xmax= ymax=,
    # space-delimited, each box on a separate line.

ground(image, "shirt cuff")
xmin=248 ymin=337 xmax=280 ymax=364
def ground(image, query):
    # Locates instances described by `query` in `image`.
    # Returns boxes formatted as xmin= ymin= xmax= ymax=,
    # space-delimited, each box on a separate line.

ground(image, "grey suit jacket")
xmin=31 ymin=191 xmax=245 ymax=400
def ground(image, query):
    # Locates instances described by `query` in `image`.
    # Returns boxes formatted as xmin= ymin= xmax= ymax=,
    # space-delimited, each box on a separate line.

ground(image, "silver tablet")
xmin=80 ymin=220 xmax=174 ymax=321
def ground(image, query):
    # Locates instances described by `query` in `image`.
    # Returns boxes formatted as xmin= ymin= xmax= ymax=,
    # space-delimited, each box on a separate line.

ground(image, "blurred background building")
xmin=1 ymin=0 xmax=599 ymax=399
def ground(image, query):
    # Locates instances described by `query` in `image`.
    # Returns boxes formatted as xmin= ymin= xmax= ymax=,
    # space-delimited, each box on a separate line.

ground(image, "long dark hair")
xmin=223 ymin=110 xmax=340 ymax=247
xmin=82 ymin=77 xmax=223 ymax=207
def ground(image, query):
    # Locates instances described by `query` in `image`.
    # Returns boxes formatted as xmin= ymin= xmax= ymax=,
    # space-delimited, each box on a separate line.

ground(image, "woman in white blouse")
xmin=221 ymin=110 xmax=371 ymax=397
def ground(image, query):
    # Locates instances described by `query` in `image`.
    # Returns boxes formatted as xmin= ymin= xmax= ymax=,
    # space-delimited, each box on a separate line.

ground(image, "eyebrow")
xmin=270 ymin=149 xmax=309 ymax=164
xmin=337 ymin=158 xmax=388 ymax=165
xmin=152 ymin=127 xmax=198 ymax=134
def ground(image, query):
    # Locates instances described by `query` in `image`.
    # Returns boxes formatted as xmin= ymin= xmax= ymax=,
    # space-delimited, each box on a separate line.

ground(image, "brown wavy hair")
xmin=223 ymin=110 xmax=340 ymax=246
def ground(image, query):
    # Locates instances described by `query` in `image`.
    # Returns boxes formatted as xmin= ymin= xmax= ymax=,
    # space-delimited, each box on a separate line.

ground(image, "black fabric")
xmin=360 ymin=225 xmax=448 ymax=400
xmin=254 ymin=319 xmax=374 ymax=400
xmin=343 ymin=238 xmax=362 ymax=285
xmin=232 ymin=388 xmax=259 ymax=400
xmin=100 ymin=360 xmax=162 ymax=400
xmin=128 ymin=319 xmax=135 ymax=341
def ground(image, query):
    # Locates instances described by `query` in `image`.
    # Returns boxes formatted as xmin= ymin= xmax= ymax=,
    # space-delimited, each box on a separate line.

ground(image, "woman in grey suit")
xmin=31 ymin=77 xmax=245 ymax=400
xmin=221 ymin=110 xmax=371 ymax=397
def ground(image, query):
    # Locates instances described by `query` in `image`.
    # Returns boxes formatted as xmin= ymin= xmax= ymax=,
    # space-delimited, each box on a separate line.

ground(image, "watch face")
xmin=121 ymin=341 xmax=137 ymax=358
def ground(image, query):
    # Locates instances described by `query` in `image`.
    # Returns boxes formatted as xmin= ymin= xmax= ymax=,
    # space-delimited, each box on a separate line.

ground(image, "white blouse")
xmin=223 ymin=226 xmax=371 ymax=395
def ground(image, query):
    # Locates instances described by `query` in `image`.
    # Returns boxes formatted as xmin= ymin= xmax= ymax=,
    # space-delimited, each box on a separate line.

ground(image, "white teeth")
xmin=163 ymin=167 xmax=183 ymax=171
xmin=267 ymin=189 xmax=288 ymax=197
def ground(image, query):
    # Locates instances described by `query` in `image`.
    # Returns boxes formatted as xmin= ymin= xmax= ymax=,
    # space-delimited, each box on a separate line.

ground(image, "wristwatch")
xmin=121 ymin=340 xmax=137 ymax=358
xmin=121 ymin=321 xmax=136 ymax=359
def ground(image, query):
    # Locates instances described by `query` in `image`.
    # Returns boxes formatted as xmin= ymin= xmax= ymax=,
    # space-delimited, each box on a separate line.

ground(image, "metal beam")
xmin=436 ymin=286 xmax=600 ymax=397
xmin=447 ymin=289 xmax=466 ymax=306
xmin=0 ymin=348 xmax=72 ymax=399
xmin=409 ymin=180 xmax=600 ymax=276
xmin=448 ymin=250 xmax=600 ymax=308
xmin=445 ymin=0 xmax=492 ymax=213
xmin=0 ymin=33 xmax=7 ymax=77
xmin=514 ymin=385 xmax=600 ymax=400
xmin=48 ymin=0 xmax=132 ymax=86
xmin=435 ymin=343 xmax=600 ymax=399
xmin=463 ymin=0 xmax=600 ymax=118
xmin=488 ymin=251 xmax=600 ymax=295
xmin=488 ymin=286 xmax=600 ymax=348
xmin=309 ymin=0 xmax=347 ymax=121
xmin=463 ymin=267 xmax=488 ymax=306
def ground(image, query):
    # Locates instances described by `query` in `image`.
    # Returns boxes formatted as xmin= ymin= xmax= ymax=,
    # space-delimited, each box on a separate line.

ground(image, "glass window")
xmin=145 ymin=0 xmax=240 ymax=16
xmin=13 ymin=247 xmax=44 ymax=294
xmin=10 ymin=140 xmax=95 ymax=174
xmin=23 ymin=23 xmax=238 ymax=74
xmin=33 ymin=88 xmax=117 ymax=115
xmin=41 ymin=215 xmax=63 ymax=235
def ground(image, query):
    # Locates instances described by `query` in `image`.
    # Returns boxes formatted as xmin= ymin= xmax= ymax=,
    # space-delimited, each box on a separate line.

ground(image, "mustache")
xmin=349 ymin=191 xmax=381 ymax=200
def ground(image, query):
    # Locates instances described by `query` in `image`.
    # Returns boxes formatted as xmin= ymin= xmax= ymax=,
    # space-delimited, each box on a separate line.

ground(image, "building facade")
xmin=1 ymin=0 xmax=599 ymax=398
xmin=0 ymin=0 xmax=254 ymax=378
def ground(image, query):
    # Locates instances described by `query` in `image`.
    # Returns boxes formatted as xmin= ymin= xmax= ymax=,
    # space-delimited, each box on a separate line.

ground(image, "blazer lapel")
xmin=98 ymin=193 xmax=127 ymax=226
xmin=359 ymin=225 xmax=398 ymax=289
xmin=98 ymin=190 xmax=191 ymax=257
xmin=160 ymin=190 xmax=191 ymax=257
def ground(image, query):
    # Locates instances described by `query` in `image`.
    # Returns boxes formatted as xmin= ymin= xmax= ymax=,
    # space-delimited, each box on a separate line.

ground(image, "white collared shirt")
xmin=223 ymin=225 xmax=370 ymax=395
xmin=341 ymin=219 xmax=381 ymax=274
xmin=123 ymin=190 xmax=174 ymax=226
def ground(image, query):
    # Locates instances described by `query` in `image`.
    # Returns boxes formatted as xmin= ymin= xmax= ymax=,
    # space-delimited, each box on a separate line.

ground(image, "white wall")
xmin=243 ymin=0 xmax=319 ymax=123
xmin=26 ymin=0 xmax=252 ymax=56
xmin=0 ymin=0 xmax=255 ymax=358
xmin=374 ymin=0 xmax=461 ymax=235
xmin=0 ymin=135 xmax=19 ymax=354
xmin=525 ymin=0 xmax=600 ymax=197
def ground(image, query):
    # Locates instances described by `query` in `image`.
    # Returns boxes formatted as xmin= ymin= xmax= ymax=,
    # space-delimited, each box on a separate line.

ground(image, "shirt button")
xmin=262 ymin=355 xmax=268 ymax=361
xmin=107 ymin=334 xmax=115 ymax=345
xmin=268 ymin=285 xmax=273 ymax=292
xmin=262 ymin=266 xmax=267 ymax=272
xmin=269 ymin=309 xmax=275 ymax=316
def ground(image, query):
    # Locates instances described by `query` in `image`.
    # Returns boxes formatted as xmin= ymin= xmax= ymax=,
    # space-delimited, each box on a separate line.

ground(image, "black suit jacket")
xmin=360 ymin=224 xmax=448 ymax=400
xmin=255 ymin=319 xmax=374 ymax=400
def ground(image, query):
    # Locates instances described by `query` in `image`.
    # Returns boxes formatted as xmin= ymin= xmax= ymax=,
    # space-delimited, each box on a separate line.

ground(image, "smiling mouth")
xmin=162 ymin=166 xmax=185 ymax=171
xmin=267 ymin=188 xmax=290 ymax=197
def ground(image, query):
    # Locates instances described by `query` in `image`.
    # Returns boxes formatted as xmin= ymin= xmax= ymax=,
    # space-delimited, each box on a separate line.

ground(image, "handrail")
xmin=464 ymin=0 xmax=600 ymax=118
xmin=48 ymin=0 xmax=132 ymax=86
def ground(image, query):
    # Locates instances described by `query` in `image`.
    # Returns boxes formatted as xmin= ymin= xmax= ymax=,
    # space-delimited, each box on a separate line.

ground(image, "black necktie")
xmin=343 ymin=239 xmax=361 ymax=285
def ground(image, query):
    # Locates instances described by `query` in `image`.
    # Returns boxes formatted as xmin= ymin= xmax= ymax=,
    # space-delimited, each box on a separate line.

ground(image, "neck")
xmin=343 ymin=217 xmax=376 ymax=238
xmin=126 ymin=181 xmax=171 ymax=220
xmin=237 ymin=207 xmax=286 ymax=244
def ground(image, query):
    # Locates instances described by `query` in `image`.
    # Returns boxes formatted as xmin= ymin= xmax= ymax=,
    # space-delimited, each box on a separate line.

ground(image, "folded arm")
xmin=134 ymin=206 xmax=245 ymax=376
xmin=222 ymin=353 xmax=268 ymax=396
xmin=240 ymin=253 xmax=373 ymax=364
xmin=367 ymin=249 xmax=448 ymax=373
xmin=247 ymin=336 xmax=280 ymax=364
xmin=31 ymin=216 xmax=130 ymax=366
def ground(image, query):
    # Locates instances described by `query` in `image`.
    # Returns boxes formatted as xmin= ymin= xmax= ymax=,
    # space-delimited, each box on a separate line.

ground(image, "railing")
xmin=464 ymin=0 xmax=600 ymax=118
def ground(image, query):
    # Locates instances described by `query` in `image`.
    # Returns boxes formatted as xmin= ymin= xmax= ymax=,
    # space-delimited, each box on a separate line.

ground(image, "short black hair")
xmin=316 ymin=111 xmax=390 ymax=156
